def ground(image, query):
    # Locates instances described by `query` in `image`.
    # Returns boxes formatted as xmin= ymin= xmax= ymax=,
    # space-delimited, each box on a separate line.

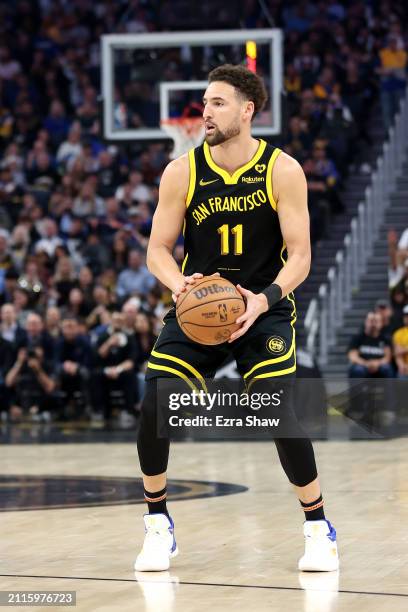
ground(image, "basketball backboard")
xmin=101 ymin=29 xmax=283 ymax=142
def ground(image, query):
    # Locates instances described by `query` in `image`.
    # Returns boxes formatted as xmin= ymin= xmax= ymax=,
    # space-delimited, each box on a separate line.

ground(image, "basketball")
xmin=176 ymin=276 xmax=246 ymax=345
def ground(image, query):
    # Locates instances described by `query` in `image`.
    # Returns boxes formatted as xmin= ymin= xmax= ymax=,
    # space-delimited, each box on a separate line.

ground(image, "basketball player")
xmin=134 ymin=65 xmax=339 ymax=573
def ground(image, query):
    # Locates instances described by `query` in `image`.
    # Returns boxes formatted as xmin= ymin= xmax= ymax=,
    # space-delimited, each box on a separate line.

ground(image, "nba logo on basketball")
xmin=218 ymin=303 xmax=228 ymax=322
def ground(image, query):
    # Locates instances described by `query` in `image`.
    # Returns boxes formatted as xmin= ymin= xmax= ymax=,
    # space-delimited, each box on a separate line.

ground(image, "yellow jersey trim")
xmin=186 ymin=148 xmax=196 ymax=208
xmin=243 ymin=331 xmax=296 ymax=380
xmin=147 ymin=362 xmax=200 ymax=394
xmin=266 ymin=148 xmax=282 ymax=211
xmin=151 ymin=349 xmax=208 ymax=393
xmin=203 ymin=139 xmax=267 ymax=185
xmin=247 ymin=363 xmax=297 ymax=391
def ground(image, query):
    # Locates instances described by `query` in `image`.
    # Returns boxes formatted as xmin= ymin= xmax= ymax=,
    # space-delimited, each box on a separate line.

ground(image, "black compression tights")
xmin=137 ymin=379 xmax=318 ymax=487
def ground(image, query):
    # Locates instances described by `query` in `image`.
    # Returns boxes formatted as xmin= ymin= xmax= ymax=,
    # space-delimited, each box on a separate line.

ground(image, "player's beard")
xmin=205 ymin=118 xmax=241 ymax=146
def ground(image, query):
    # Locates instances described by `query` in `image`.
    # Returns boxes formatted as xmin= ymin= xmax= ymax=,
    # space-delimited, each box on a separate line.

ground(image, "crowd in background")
xmin=346 ymin=224 xmax=408 ymax=384
xmin=0 ymin=0 xmax=408 ymax=422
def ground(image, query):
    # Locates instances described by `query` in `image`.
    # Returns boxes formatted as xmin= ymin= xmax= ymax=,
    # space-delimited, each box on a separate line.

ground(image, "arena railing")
xmin=305 ymin=87 xmax=408 ymax=367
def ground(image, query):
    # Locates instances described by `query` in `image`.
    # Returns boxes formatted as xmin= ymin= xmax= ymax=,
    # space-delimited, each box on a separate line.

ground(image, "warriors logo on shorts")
xmin=266 ymin=336 xmax=286 ymax=355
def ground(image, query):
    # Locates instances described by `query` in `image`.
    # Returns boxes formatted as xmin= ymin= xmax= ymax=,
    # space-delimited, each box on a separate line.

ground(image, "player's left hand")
xmin=228 ymin=284 xmax=269 ymax=343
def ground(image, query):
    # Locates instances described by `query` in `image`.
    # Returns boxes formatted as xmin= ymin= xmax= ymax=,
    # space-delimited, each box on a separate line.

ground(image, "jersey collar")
xmin=203 ymin=139 xmax=266 ymax=185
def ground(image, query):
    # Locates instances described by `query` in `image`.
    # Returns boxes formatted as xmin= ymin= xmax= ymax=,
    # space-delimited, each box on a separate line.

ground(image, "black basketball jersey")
xmin=182 ymin=139 xmax=295 ymax=314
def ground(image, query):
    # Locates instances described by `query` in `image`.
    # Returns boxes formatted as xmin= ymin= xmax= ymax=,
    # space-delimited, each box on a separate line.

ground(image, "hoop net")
xmin=161 ymin=117 xmax=205 ymax=159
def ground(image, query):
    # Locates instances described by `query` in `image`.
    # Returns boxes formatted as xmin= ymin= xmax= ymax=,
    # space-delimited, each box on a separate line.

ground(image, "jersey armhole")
xmin=186 ymin=148 xmax=196 ymax=208
xmin=266 ymin=148 xmax=282 ymax=211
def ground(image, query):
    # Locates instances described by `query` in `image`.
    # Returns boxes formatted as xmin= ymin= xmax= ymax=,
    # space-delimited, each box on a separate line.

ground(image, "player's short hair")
xmin=208 ymin=64 xmax=268 ymax=118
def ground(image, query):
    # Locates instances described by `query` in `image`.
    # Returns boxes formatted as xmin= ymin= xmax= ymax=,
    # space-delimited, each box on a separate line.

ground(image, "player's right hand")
xmin=172 ymin=273 xmax=203 ymax=303
xmin=172 ymin=272 xmax=221 ymax=303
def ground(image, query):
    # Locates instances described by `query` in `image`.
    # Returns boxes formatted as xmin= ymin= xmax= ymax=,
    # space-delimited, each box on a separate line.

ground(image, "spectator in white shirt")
xmin=56 ymin=122 xmax=83 ymax=167
xmin=115 ymin=171 xmax=152 ymax=205
xmin=34 ymin=218 xmax=63 ymax=257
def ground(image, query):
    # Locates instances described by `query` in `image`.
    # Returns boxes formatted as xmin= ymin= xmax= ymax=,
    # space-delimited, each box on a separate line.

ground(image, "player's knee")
xmin=274 ymin=437 xmax=318 ymax=487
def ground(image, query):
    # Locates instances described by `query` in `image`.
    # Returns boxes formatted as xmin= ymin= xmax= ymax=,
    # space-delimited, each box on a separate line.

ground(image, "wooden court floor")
xmin=1 ymin=439 xmax=407 ymax=611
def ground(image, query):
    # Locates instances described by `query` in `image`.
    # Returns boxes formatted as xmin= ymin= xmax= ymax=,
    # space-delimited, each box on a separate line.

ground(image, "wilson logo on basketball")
xmin=266 ymin=336 xmax=286 ymax=354
xmin=193 ymin=284 xmax=236 ymax=300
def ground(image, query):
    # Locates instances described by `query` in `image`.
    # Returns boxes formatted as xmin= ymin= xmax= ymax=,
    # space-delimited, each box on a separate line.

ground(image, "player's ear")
xmin=243 ymin=100 xmax=255 ymax=122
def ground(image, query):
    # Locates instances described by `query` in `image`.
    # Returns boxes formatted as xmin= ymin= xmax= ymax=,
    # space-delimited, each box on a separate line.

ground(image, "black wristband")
xmin=261 ymin=283 xmax=282 ymax=309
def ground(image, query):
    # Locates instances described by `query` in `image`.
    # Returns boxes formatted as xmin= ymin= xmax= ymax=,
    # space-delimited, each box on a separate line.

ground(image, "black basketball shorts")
xmin=146 ymin=297 xmax=297 ymax=392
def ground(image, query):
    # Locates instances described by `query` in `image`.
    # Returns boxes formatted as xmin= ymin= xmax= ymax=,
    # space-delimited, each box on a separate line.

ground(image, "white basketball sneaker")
xmin=298 ymin=519 xmax=339 ymax=572
xmin=134 ymin=514 xmax=178 ymax=572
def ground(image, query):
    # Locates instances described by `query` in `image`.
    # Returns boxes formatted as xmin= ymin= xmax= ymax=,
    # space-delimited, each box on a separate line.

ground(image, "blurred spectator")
xmin=91 ymin=311 xmax=137 ymax=421
xmin=0 ymin=230 xmax=12 ymax=271
xmin=0 ymin=46 xmax=21 ymax=80
xmin=56 ymin=122 xmax=83 ymax=167
xmin=115 ymin=170 xmax=152 ymax=205
xmin=302 ymin=158 xmax=330 ymax=242
xmin=0 ymin=335 xmax=14 ymax=419
xmin=374 ymin=298 xmax=401 ymax=342
xmin=116 ymin=249 xmax=156 ymax=300
xmin=392 ymin=305 xmax=408 ymax=378
xmin=347 ymin=312 xmax=394 ymax=378
xmin=34 ymin=218 xmax=64 ymax=258
xmin=17 ymin=259 xmax=44 ymax=307
xmin=378 ymin=35 xmax=407 ymax=131
xmin=9 ymin=224 xmax=30 ymax=271
xmin=56 ymin=317 xmax=91 ymax=417
xmin=135 ymin=311 xmax=157 ymax=367
xmin=45 ymin=306 xmax=61 ymax=340
xmin=5 ymin=312 xmax=56 ymax=421
xmin=96 ymin=151 xmax=122 ymax=198
xmin=43 ymin=99 xmax=70 ymax=148
xmin=388 ymin=228 xmax=408 ymax=288
xmin=72 ymin=178 xmax=105 ymax=217
xmin=1 ymin=302 xmax=26 ymax=351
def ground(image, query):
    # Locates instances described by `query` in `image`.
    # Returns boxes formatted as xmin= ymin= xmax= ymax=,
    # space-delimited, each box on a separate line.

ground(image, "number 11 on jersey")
xmin=217 ymin=224 xmax=243 ymax=255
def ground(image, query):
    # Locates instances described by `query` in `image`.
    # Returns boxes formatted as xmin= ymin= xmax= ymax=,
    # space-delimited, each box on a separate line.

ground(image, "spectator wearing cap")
xmin=392 ymin=305 xmax=408 ymax=378
xmin=374 ymin=298 xmax=402 ymax=342
xmin=347 ymin=312 xmax=394 ymax=379
xmin=116 ymin=249 xmax=156 ymax=300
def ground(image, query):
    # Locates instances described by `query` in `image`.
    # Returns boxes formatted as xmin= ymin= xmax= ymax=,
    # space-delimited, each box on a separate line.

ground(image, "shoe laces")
xmin=143 ymin=525 xmax=171 ymax=551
